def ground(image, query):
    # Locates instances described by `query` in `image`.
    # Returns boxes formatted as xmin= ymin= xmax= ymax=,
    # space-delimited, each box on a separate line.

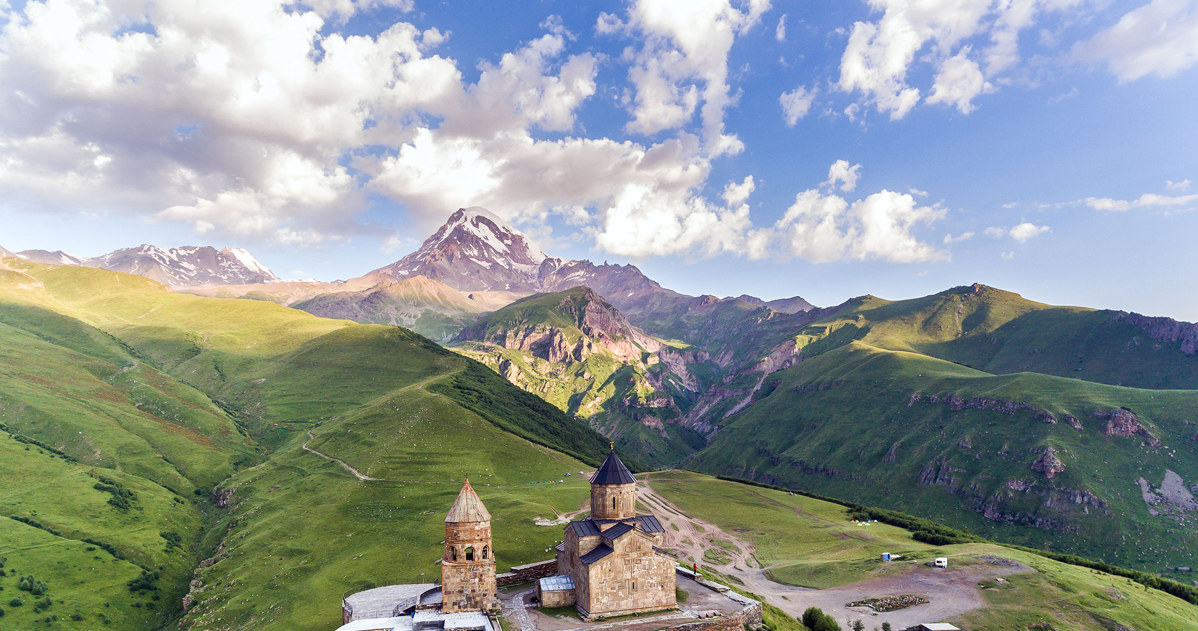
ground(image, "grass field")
xmin=648 ymin=471 xmax=942 ymax=588
xmin=687 ymin=338 xmax=1198 ymax=575
xmin=0 ymin=258 xmax=609 ymax=631
xmin=6 ymin=259 xmax=1198 ymax=631
xmin=647 ymin=471 xmax=1198 ymax=631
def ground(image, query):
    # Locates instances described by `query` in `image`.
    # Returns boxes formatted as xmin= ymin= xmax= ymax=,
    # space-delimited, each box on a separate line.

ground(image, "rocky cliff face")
xmin=457 ymin=287 xmax=661 ymax=363
xmin=1113 ymin=311 xmax=1198 ymax=355
xmin=1096 ymin=408 xmax=1160 ymax=446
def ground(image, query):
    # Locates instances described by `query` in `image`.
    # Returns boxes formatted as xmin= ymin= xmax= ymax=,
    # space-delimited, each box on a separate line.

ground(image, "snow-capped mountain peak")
xmin=374 ymin=207 xmax=548 ymax=291
xmin=13 ymin=244 xmax=279 ymax=287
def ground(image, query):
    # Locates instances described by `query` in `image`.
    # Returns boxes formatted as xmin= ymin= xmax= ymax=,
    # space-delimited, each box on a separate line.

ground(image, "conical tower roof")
xmin=590 ymin=448 xmax=635 ymax=485
xmin=445 ymin=479 xmax=491 ymax=523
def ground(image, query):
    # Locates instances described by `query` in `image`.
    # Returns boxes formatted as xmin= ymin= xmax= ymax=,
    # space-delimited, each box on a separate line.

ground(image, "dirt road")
xmin=637 ymin=475 xmax=1028 ymax=629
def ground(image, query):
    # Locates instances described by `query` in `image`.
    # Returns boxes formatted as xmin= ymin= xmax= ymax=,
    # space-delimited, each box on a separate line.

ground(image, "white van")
xmin=934 ymin=557 xmax=948 ymax=568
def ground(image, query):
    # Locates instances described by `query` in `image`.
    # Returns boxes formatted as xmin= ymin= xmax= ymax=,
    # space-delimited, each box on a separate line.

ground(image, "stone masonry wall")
xmin=443 ymin=519 xmax=496 ymax=612
xmin=591 ymin=484 xmax=637 ymax=520
xmin=577 ymin=536 xmax=675 ymax=619
xmin=496 ymin=560 xmax=558 ymax=587
xmin=661 ymin=590 xmax=762 ymax=631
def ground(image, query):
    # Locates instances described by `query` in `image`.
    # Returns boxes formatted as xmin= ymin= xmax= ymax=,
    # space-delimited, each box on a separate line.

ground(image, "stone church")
xmin=337 ymin=452 xmax=678 ymax=630
xmin=543 ymin=449 xmax=677 ymax=620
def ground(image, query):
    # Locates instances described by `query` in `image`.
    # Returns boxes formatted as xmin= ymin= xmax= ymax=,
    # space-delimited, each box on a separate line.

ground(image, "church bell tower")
xmin=441 ymin=479 xmax=497 ymax=612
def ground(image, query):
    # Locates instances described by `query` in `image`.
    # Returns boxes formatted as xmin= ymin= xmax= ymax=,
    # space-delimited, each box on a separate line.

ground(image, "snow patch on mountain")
xmin=12 ymin=244 xmax=279 ymax=287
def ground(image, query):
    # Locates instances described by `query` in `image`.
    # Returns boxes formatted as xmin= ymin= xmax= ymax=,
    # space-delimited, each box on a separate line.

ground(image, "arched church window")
xmin=465 ymin=546 xmax=475 ymax=561
xmin=482 ymin=545 xmax=489 ymax=559
xmin=451 ymin=547 xmax=457 ymax=561
xmin=612 ymin=497 xmax=617 ymax=510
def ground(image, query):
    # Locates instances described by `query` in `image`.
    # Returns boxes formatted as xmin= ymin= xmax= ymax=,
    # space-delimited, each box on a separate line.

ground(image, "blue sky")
xmin=1 ymin=0 xmax=1197 ymax=318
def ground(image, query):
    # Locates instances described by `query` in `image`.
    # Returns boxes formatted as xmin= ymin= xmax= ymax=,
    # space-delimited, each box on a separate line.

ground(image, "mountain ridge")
xmin=14 ymin=243 xmax=279 ymax=287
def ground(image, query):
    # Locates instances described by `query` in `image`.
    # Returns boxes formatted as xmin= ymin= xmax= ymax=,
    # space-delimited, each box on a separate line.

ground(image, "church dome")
xmin=445 ymin=479 xmax=491 ymax=523
xmin=590 ymin=449 xmax=635 ymax=485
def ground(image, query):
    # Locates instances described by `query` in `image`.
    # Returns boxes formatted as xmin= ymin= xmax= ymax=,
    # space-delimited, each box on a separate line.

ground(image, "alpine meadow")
xmin=4 ymin=1 xmax=1198 ymax=631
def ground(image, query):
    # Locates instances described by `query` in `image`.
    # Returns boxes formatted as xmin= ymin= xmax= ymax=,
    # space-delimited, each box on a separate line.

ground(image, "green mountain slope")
xmin=797 ymin=283 xmax=1198 ymax=388
xmin=453 ymin=287 xmax=707 ymax=467
xmin=0 ymin=258 xmax=612 ymax=631
xmin=291 ymin=275 xmax=500 ymax=342
xmin=649 ymin=471 xmax=1198 ymax=631
xmin=688 ymin=336 xmax=1198 ymax=577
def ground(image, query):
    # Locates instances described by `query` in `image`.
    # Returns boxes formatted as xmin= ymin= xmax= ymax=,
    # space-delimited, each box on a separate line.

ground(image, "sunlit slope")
xmin=687 ymin=341 xmax=1198 ymax=576
xmin=182 ymin=379 xmax=597 ymax=631
xmin=0 ymin=265 xmax=256 ymax=630
xmin=0 ymin=259 xmax=613 ymax=631
xmin=648 ymin=471 xmax=1198 ymax=631
xmin=453 ymin=287 xmax=705 ymax=468
xmin=798 ymin=284 xmax=1198 ymax=388
xmin=1 ymin=259 xmax=612 ymax=464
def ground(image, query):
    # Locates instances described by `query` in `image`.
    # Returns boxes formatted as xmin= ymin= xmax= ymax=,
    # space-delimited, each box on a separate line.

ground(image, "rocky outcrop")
xmin=1095 ymin=408 xmax=1160 ymax=446
xmin=1030 ymin=446 xmax=1065 ymax=479
xmin=1113 ymin=311 xmax=1198 ymax=355
xmin=909 ymin=392 xmax=1058 ymax=423
xmin=1138 ymin=470 xmax=1198 ymax=517
xmin=918 ymin=457 xmax=967 ymax=491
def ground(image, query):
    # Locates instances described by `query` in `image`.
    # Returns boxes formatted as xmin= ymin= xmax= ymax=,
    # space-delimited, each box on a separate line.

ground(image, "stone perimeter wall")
xmin=663 ymin=593 xmax=762 ymax=631
xmin=497 ymin=560 xmax=558 ymax=587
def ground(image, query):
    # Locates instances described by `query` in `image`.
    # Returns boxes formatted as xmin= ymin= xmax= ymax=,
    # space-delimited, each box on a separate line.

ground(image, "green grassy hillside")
xmin=648 ymin=471 xmax=1198 ymax=631
xmin=453 ymin=287 xmax=704 ymax=467
xmin=797 ymin=284 xmax=1198 ymax=389
xmin=687 ymin=341 xmax=1198 ymax=577
xmin=0 ymin=258 xmax=611 ymax=631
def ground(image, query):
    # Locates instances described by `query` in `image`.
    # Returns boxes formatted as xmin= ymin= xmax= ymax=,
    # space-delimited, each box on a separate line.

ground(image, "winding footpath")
xmin=636 ymin=474 xmax=1028 ymax=629
xmin=302 ymin=430 xmax=378 ymax=481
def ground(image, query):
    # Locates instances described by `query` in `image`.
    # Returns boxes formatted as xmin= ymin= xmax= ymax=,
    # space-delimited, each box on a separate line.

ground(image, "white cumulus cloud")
xmin=779 ymin=85 xmax=817 ymax=126
xmin=824 ymin=159 xmax=862 ymax=193
xmin=614 ymin=0 xmax=771 ymax=155
xmin=836 ymin=0 xmax=1085 ymax=119
xmin=0 ymin=0 xmax=462 ymax=244
xmin=926 ymin=48 xmax=993 ymax=113
xmin=1074 ymin=0 xmax=1198 ymax=81
xmin=771 ymin=162 xmax=946 ymax=263
xmin=722 ymin=175 xmax=756 ymax=206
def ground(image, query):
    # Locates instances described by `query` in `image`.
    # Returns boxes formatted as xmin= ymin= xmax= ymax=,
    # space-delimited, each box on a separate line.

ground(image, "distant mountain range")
xmin=9 ymin=244 xmax=278 ymax=287
xmin=370 ymin=207 xmax=815 ymax=327
xmin=9 ymin=209 xmax=1198 ymax=578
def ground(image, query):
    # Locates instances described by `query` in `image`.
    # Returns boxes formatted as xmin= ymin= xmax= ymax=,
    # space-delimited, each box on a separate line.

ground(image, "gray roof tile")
xmin=590 ymin=451 xmax=635 ymax=485
xmin=580 ymin=544 xmax=613 ymax=565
